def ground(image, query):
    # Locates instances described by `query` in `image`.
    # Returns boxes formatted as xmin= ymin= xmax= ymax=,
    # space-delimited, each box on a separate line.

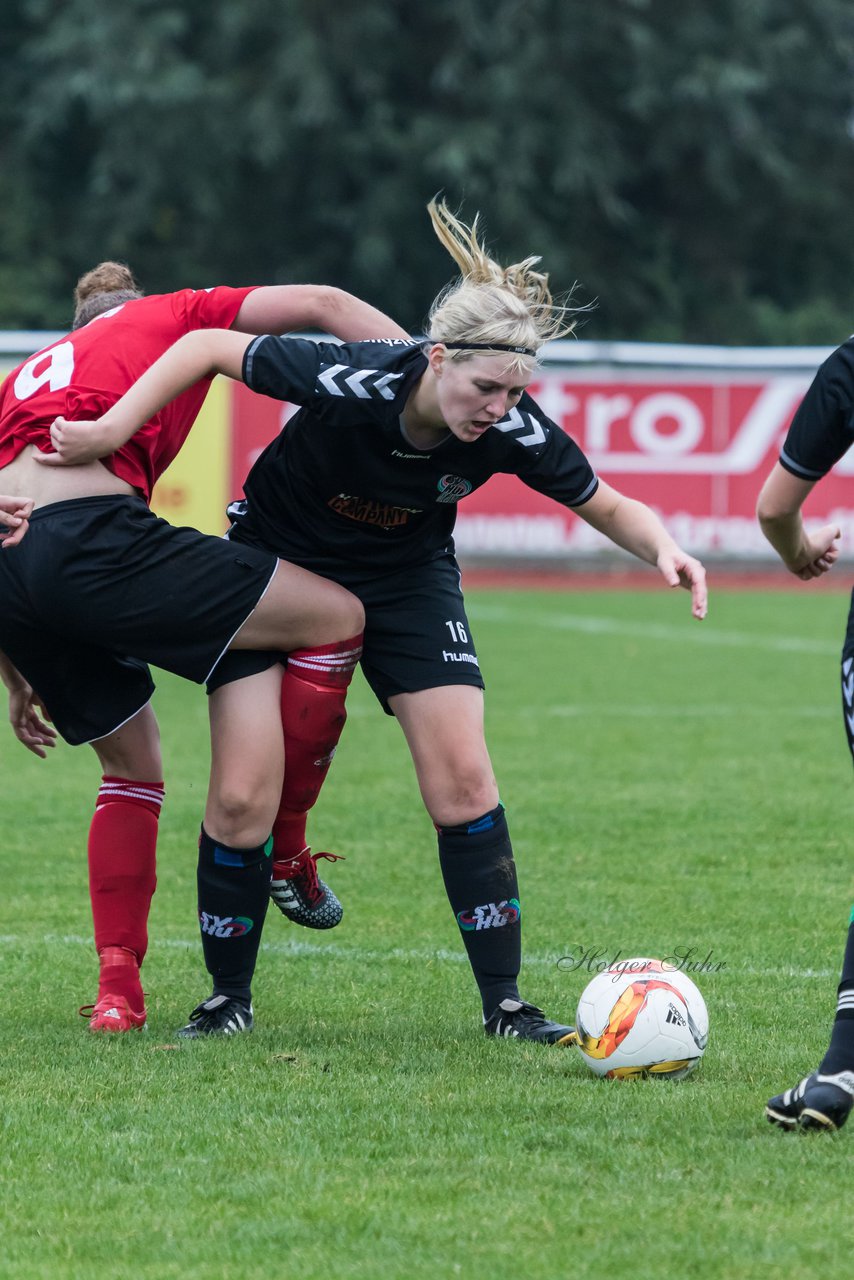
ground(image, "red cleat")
xmin=79 ymin=993 xmax=147 ymax=1033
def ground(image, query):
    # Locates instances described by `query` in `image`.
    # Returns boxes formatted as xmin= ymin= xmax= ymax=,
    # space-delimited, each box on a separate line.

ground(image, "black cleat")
xmin=176 ymin=994 xmax=254 ymax=1039
xmin=270 ymin=847 xmax=344 ymax=930
xmin=484 ymin=997 xmax=578 ymax=1045
xmin=766 ymin=1070 xmax=854 ymax=1132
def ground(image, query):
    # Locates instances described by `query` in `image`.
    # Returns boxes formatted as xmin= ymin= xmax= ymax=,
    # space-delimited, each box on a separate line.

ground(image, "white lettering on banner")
xmin=13 ymin=341 xmax=74 ymax=400
xmin=454 ymin=509 xmax=854 ymax=557
xmin=582 ymin=379 xmax=809 ymax=473
xmin=630 ymin=393 xmax=704 ymax=456
xmin=585 ymin=394 xmax=633 ymax=451
xmin=533 ymin=382 xmax=579 ymax=426
xmin=455 ymin=515 xmax=585 ymax=554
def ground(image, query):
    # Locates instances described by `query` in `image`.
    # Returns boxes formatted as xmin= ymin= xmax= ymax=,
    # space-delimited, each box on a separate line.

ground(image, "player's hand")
xmin=7 ymin=683 xmax=56 ymax=758
xmin=34 ymin=416 xmax=117 ymax=466
xmin=0 ymin=497 xmax=33 ymax=548
xmin=789 ymin=524 xmax=841 ymax=581
xmin=657 ymin=548 xmax=708 ymax=620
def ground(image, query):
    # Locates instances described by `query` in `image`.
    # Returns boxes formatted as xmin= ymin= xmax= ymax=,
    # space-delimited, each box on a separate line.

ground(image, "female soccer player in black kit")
xmin=45 ymin=200 xmax=707 ymax=1041
xmin=757 ymin=339 xmax=854 ymax=1132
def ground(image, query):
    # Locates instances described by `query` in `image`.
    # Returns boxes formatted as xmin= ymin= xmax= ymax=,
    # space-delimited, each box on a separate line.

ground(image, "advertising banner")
xmin=6 ymin=335 xmax=851 ymax=558
xmin=453 ymin=366 xmax=854 ymax=559
xmin=230 ymin=352 xmax=852 ymax=559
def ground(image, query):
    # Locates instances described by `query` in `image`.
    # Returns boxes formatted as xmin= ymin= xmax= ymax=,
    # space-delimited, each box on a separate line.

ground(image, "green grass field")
xmin=1 ymin=585 xmax=852 ymax=1279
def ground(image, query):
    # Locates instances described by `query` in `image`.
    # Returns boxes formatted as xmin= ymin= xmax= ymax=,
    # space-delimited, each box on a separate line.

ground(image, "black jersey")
xmin=780 ymin=338 xmax=854 ymax=481
xmin=231 ymin=336 xmax=598 ymax=572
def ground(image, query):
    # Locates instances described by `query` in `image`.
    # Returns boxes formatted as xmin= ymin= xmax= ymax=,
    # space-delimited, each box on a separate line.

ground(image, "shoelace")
xmin=284 ymin=850 xmax=345 ymax=906
xmin=78 ymin=992 xmax=148 ymax=1018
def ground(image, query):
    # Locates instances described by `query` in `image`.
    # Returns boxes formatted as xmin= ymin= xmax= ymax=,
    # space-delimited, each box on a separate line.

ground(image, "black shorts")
xmin=209 ymin=549 xmax=484 ymax=714
xmin=0 ymin=495 xmax=277 ymax=745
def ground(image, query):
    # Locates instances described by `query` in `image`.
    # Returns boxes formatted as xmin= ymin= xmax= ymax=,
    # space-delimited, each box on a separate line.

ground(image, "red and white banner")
xmin=453 ymin=370 xmax=854 ymax=558
xmin=230 ymin=363 xmax=854 ymax=558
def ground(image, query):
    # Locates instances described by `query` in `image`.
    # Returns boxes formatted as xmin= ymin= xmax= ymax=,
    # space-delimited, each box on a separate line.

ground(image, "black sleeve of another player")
xmin=241 ymin=335 xmax=328 ymax=404
xmin=780 ymin=343 xmax=854 ymax=480
xmin=505 ymin=393 xmax=599 ymax=507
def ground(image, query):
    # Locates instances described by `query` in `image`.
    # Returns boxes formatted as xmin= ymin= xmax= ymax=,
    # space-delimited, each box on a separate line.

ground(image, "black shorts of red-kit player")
xmin=196 ymin=827 xmax=273 ymax=1006
xmin=0 ymin=495 xmax=277 ymax=744
xmin=436 ymin=804 xmax=521 ymax=1016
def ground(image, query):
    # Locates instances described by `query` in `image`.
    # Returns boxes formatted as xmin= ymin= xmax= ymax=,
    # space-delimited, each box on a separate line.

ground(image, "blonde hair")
xmin=72 ymin=261 xmax=143 ymax=329
xmin=426 ymin=198 xmax=579 ymax=372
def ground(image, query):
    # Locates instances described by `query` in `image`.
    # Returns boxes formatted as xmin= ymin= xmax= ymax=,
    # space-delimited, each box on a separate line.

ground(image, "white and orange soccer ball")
xmin=575 ymin=958 xmax=709 ymax=1079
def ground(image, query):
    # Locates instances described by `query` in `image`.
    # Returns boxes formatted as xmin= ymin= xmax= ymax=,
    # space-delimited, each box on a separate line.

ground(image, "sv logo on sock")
xmin=199 ymin=912 xmax=253 ymax=938
xmin=457 ymin=899 xmax=521 ymax=931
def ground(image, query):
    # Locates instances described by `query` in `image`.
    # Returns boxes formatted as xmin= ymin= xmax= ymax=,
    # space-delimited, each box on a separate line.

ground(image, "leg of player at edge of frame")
xmin=765 ymin=644 xmax=854 ymax=1132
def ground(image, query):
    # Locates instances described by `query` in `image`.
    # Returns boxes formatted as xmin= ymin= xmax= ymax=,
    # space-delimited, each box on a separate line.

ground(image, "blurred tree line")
xmin=1 ymin=0 xmax=853 ymax=342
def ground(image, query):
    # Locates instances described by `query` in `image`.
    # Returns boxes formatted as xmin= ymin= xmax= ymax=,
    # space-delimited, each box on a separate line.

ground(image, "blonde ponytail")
xmin=426 ymin=199 xmax=580 ymax=370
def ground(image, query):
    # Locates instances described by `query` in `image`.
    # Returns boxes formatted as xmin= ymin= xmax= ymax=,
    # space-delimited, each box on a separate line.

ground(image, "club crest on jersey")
xmin=436 ymin=474 xmax=472 ymax=503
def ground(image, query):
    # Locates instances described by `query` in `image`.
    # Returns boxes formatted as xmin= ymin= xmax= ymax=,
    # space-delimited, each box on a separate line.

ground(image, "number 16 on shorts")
xmin=445 ymin=619 xmax=469 ymax=644
xmin=442 ymin=618 xmax=478 ymax=670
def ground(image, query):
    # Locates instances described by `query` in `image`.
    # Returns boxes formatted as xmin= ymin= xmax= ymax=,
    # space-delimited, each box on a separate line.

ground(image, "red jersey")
xmin=0 ymin=285 xmax=257 ymax=501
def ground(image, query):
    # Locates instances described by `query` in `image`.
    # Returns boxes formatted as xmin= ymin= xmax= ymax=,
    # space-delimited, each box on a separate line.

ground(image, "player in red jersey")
xmin=0 ymin=262 xmax=407 ymax=1033
xmin=45 ymin=206 xmax=707 ymax=1043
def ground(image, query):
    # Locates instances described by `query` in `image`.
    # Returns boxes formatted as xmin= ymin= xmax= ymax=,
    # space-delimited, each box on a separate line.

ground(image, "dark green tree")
xmin=1 ymin=0 xmax=852 ymax=341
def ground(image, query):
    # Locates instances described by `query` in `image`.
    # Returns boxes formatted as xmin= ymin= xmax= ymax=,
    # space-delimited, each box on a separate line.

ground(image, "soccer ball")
xmin=575 ymin=958 xmax=709 ymax=1079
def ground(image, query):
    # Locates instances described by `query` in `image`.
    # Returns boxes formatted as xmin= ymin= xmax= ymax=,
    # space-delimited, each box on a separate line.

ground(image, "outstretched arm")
xmin=39 ymin=284 xmax=409 ymax=468
xmin=0 ymin=496 xmax=33 ymax=548
xmin=36 ymin=329 xmax=251 ymax=467
xmin=0 ymin=649 xmax=56 ymax=757
xmin=576 ymin=480 xmax=708 ymax=619
xmin=756 ymin=463 xmax=841 ymax=580
xmin=233 ymin=285 xmax=409 ymax=341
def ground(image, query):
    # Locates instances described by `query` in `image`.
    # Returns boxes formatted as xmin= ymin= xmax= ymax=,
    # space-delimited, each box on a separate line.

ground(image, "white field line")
xmin=0 ymin=933 xmax=834 ymax=980
xmin=466 ymin=603 xmax=841 ymax=656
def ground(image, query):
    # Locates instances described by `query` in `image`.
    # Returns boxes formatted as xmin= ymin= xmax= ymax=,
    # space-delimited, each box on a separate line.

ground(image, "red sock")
xmin=272 ymin=634 xmax=362 ymax=875
xmin=88 ymin=777 xmax=164 ymax=1006
xmin=97 ymin=946 xmax=144 ymax=1008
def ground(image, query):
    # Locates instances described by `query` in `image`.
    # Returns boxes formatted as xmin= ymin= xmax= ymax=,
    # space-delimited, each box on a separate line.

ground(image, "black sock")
xmin=196 ymin=826 xmax=272 ymax=1005
xmin=437 ymin=804 xmax=521 ymax=1017
xmin=819 ymin=907 xmax=854 ymax=1074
